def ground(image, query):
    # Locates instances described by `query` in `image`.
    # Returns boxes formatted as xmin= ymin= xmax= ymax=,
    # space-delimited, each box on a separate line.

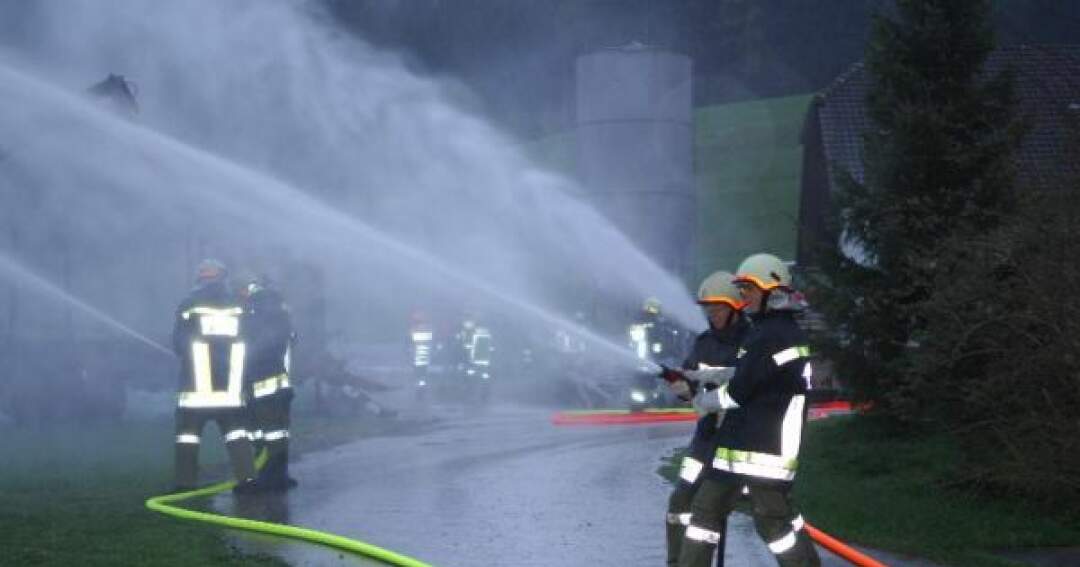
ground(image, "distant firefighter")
xmin=409 ymin=311 xmax=435 ymax=397
xmin=628 ymin=297 xmax=685 ymax=369
xmin=241 ymin=274 xmax=298 ymax=491
xmin=171 ymin=259 xmax=258 ymax=493
xmin=454 ymin=316 xmax=494 ymax=402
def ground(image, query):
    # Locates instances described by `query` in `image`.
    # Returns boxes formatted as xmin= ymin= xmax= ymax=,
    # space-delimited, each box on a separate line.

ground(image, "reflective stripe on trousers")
xmin=679 ymin=457 xmax=704 ymax=483
xmin=666 ymin=512 xmax=693 ymax=526
xmin=767 ymin=515 xmax=806 ymax=555
xmin=684 ymin=525 xmax=721 ymax=545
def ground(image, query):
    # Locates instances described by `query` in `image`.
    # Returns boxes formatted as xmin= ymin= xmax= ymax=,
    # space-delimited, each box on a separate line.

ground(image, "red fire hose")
xmin=805 ymin=523 xmax=890 ymax=567
xmin=553 ymin=402 xmax=893 ymax=567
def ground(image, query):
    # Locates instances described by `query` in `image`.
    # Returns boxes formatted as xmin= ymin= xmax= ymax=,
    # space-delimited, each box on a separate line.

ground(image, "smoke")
xmin=0 ymin=0 xmax=701 ymax=396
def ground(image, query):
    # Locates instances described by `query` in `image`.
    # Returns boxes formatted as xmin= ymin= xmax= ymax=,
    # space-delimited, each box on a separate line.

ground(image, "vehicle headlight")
xmin=630 ymin=389 xmax=648 ymax=403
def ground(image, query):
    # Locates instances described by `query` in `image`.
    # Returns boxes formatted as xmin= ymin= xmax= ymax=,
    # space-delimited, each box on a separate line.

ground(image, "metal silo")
xmin=576 ymin=42 xmax=694 ymax=279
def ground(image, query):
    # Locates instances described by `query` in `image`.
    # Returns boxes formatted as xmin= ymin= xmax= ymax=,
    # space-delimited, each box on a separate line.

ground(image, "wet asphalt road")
xmin=219 ymin=404 xmax=919 ymax=567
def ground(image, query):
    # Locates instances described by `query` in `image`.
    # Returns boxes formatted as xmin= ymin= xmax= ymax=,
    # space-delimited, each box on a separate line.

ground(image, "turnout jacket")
xmin=681 ymin=318 xmax=750 ymax=465
xmin=707 ymin=310 xmax=812 ymax=484
xmin=172 ymin=282 xmax=247 ymax=409
xmin=243 ymin=288 xmax=293 ymax=398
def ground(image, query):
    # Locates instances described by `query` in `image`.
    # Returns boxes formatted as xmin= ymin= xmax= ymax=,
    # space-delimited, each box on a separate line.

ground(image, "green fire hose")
xmin=145 ymin=452 xmax=433 ymax=567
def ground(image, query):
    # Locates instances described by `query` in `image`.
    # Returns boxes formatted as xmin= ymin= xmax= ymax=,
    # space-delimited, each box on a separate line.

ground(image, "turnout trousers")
xmin=667 ymin=449 xmax=727 ymax=567
xmin=174 ymin=407 xmax=255 ymax=489
xmin=250 ymin=388 xmax=293 ymax=483
xmin=679 ymin=476 xmax=820 ymax=567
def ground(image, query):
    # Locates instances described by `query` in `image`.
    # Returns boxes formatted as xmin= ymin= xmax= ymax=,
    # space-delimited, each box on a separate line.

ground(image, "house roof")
xmin=811 ymin=44 xmax=1080 ymax=189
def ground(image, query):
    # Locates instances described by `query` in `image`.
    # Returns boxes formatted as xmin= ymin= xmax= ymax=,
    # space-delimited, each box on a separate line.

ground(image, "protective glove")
xmin=658 ymin=365 xmax=695 ymax=401
xmin=684 ymin=366 xmax=735 ymax=387
xmin=667 ymin=378 xmax=693 ymax=401
xmin=657 ymin=365 xmax=685 ymax=384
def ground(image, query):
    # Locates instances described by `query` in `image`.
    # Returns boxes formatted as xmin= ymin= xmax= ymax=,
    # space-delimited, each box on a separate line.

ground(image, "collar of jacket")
xmin=747 ymin=309 xmax=796 ymax=324
xmin=707 ymin=314 xmax=749 ymax=342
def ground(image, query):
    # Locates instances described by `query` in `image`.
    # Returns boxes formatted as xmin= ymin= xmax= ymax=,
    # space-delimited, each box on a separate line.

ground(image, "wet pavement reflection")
xmin=218 ymin=405 xmax=884 ymax=566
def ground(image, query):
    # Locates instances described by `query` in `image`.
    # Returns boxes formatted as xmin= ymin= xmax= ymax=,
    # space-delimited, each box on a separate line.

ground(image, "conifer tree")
xmin=812 ymin=0 xmax=1022 ymax=412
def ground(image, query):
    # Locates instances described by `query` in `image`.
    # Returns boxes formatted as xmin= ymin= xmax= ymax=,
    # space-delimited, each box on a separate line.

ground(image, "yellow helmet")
xmin=733 ymin=253 xmax=792 ymax=291
xmin=697 ymin=271 xmax=744 ymax=309
xmin=642 ymin=297 xmax=662 ymax=315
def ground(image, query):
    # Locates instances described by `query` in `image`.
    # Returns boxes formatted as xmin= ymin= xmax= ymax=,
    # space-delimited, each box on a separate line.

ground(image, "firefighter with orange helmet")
xmin=663 ymin=271 xmax=749 ymax=567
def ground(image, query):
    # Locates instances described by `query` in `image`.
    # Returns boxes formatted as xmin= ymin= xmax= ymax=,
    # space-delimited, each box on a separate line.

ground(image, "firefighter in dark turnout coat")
xmin=241 ymin=275 xmax=297 ymax=490
xmin=665 ymin=270 xmax=749 ymax=567
xmin=172 ymin=260 xmax=258 ymax=493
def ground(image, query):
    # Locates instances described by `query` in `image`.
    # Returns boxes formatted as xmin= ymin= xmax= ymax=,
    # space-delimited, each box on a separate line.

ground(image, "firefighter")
xmin=172 ymin=259 xmax=258 ymax=493
xmin=662 ymin=271 xmax=749 ymax=567
xmin=678 ymin=254 xmax=820 ymax=567
xmin=241 ymin=275 xmax=298 ymax=491
xmin=628 ymin=298 xmax=685 ymax=409
xmin=409 ymin=311 xmax=435 ymax=397
xmin=628 ymin=297 xmax=685 ymax=369
xmin=454 ymin=316 xmax=494 ymax=401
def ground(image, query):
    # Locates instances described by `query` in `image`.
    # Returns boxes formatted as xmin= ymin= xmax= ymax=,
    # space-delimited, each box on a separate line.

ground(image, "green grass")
xmin=657 ymin=416 xmax=1080 ymax=566
xmin=0 ymin=411 xmax=406 ymax=567
xmin=796 ymin=416 xmax=1080 ymax=567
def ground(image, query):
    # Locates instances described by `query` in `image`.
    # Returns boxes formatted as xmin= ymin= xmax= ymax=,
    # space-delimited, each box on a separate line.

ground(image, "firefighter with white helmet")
xmin=678 ymin=254 xmax=820 ymax=567
xmin=172 ymin=259 xmax=259 ymax=493
xmin=241 ymin=274 xmax=297 ymax=491
xmin=661 ymin=271 xmax=749 ymax=567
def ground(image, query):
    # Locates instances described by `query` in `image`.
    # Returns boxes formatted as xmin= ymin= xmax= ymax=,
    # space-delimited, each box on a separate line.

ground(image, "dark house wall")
xmin=796 ymin=99 xmax=830 ymax=267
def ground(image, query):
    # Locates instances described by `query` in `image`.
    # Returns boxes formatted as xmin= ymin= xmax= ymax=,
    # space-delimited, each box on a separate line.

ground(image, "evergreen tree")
xmin=811 ymin=0 xmax=1023 ymax=414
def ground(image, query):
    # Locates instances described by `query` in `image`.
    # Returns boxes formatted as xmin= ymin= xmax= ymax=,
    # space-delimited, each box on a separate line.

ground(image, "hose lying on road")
xmin=805 ymin=523 xmax=890 ymax=567
xmin=145 ymin=452 xmax=433 ymax=567
xmin=552 ymin=408 xmax=697 ymax=425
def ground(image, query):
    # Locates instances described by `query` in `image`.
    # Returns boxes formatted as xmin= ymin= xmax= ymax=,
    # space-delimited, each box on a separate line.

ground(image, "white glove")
xmin=691 ymin=389 xmax=723 ymax=416
xmin=667 ymin=379 xmax=692 ymax=401
xmin=684 ymin=366 xmax=735 ymax=386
